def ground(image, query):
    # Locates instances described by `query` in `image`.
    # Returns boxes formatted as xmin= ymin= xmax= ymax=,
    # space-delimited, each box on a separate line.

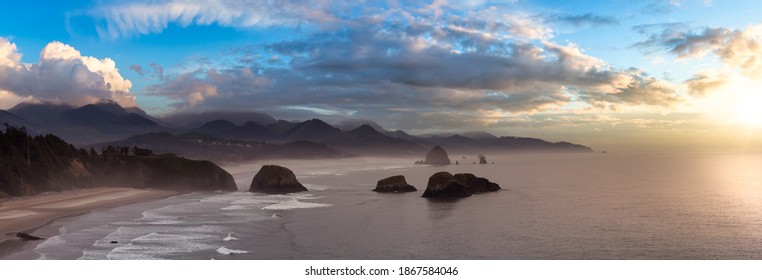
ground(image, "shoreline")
xmin=0 ymin=187 xmax=179 ymax=258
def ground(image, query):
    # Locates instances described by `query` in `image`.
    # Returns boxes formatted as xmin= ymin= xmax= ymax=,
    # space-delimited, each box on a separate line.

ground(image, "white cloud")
xmin=0 ymin=37 xmax=135 ymax=108
xmin=90 ymin=0 xmax=343 ymax=39
xmin=637 ymin=24 xmax=762 ymax=78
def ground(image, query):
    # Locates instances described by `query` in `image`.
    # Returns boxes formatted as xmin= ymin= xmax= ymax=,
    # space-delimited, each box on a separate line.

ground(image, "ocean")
xmin=6 ymin=152 xmax=762 ymax=259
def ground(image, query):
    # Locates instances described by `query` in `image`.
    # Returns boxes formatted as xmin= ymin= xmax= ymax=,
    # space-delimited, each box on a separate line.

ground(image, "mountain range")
xmin=0 ymin=100 xmax=593 ymax=163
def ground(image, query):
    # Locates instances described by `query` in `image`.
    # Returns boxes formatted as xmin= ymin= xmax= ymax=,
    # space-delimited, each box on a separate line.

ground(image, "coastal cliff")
xmin=0 ymin=125 xmax=236 ymax=198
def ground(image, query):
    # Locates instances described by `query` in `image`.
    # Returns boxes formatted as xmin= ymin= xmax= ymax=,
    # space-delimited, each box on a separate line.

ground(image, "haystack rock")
xmin=373 ymin=175 xmax=417 ymax=193
xmin=422 ymin=145 xmax=451 ymax=165
xmin=478 ymin=154 xmax=487 ymax=164
xmin=454 ymin=173 xmax=501 ymax=194
xmin=249 ymin=165 xmax=308 ymax=194
xmin=421 ymin=172 xmax=471 ymax=198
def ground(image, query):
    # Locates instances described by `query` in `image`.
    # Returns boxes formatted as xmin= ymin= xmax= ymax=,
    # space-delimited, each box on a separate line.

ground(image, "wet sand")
xmin=0 ymin=187 xmax=177 ymax=245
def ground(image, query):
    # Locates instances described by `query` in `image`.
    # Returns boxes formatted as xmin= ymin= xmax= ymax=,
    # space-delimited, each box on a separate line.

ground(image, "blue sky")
xmin=1 ymin=0 xmax=761 ymax=151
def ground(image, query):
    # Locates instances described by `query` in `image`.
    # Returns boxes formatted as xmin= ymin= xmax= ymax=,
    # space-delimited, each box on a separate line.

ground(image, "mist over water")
xmin=10 ymin=153 xmax=762 ymax=259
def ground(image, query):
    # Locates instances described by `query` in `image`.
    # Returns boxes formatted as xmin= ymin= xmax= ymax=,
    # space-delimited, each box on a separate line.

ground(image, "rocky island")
xmin=422 ymin=171 xmax=501 ymax=198
xmin=454 ymin=173 xmax=501 ymax=193
xmin=373 ymin=175 xmax=417 ymax=193
xmin=421 ymin=172 xmax=471 ymax=198
xmin=415 ymin=145 xmax=451 ymax=165
xmin=249 ymin=165 xmax=308 ymax=194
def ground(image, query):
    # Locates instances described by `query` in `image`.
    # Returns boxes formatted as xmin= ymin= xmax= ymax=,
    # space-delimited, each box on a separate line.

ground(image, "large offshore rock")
xmin=422 ymin=145 xmax=451 ymax=165
xmin=454 ymin=173 xmax=501 ymax=194
xmin=249 ymin=165 xmax=308 ymax=194
xmin=373 ymin=175 xmax=417 ymax=193
xmin=421 ymin=172 xmax=471 ymax=198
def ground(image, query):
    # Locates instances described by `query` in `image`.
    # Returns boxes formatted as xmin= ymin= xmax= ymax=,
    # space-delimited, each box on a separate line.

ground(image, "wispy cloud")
xmin=547 ymin=13 xmax=619 ymax=27
xmin=634 ymin=23 xmax=762 ymax=77
xmin=89 ymin=0 xmax=360 ymax=39
xmin=641 ymin=0 xmax=682 ymax=14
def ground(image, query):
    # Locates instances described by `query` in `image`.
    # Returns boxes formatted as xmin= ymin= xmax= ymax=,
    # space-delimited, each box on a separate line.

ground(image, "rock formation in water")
xmin=16 ymin=232 xmax=44 ymax=241
xmin=419 ymin=145 xmax=451 ymax=165
xmin=453 ymin=173 xmax=501 ymax=193
xmin=421 ymin=172 xmax=471 ymax=198
xmin=249 ymin=165 xmax=308 ymax=194
xmin=373 ymin=175 xmax=417 ymax=193
xmin=478 ymin=154 xmax=487 ymax=164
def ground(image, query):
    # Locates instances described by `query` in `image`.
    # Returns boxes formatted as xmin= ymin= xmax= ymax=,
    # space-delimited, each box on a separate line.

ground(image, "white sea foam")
xmin=105 ymin=232 xmax=220 ymax=260
xmin=223 ymin=233 xmax=238 ymax=241
xmin=261 ymin=200 xmax=331 ymax=210
xmin=34 ymin=236 xmax=66 ymax=250
xmin=216 ymin=246 xmax=249 ymax=255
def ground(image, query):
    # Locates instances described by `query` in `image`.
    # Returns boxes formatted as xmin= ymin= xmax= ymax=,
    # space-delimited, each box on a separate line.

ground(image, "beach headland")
xmin=0 ymin=187 xmax=178 ymax=257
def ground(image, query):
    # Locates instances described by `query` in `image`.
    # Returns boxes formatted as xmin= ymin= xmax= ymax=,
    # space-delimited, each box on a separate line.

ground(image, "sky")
xmin=0 ymin=0 xmax=761 ymax=152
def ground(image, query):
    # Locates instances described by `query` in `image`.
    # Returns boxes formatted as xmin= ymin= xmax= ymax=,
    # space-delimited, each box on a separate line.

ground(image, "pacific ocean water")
xmin=7 ymin=153 xmax=762 ymax=259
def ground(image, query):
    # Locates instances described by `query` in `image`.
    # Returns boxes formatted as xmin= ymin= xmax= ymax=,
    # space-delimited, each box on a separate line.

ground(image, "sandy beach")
xmin=0 ymin=187 xmax=178 ymax=244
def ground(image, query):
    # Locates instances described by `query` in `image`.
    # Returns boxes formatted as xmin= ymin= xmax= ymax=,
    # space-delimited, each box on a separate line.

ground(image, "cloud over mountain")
xmin=0 ymin=37 xmax=135 ymax=108
xmin=128 ymin=1 xmax=680 ymax=127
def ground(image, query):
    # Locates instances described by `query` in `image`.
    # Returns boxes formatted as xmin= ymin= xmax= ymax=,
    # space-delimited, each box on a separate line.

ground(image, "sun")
xmin=731 ymin=91 xmax=762 ymax=127
xmin=701 ymin=78 xmax=762 ymax=128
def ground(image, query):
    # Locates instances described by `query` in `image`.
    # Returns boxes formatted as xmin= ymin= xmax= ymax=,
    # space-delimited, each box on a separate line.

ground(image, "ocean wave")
xmin=261 ymin=200 xmax=331 ymax=210
xmin=105 ymin=232 xmax=220 ymax=260
xmin=216 ymin=246 xmax=249 ymax=255
xmin=223 ymin=233 xmax=238 ymax=241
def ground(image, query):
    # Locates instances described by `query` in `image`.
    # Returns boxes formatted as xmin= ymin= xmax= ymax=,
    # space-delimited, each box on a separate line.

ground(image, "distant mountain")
xmin=95 ymin=132 xmax=342 ymax=163
xmin=460 ymin=131 xmax=498 ymax=140
xmin=3 ymin=100 xmax=593 ymax=160
xmin=0 ymin=110 xmax=30 ymax=128
xmin=488 ymin=137 xmax=592 ymax=152
xmin=6 ymin=101 xmax=167 ymax=145
xmin=8 ymin=102 xmax=74 ymax=124
xmin=91 ymin=99 xmax=128 ymax=115
xmin=180 ymin=118 xmax=593 ymax=157
xmin=334 ymin=119 xmax=386 ymax=132
xmin=125 ymin=106 xmax=168 ymax=126
xmin=281 ymin=119 xmax=342 ymax=141
xmin=327 ymin=124 xmax=424 ymax=155
xmin=192 ymin=120 xmax=274 ymax=141
xmin=265 ymin=120 xmax=298 ymax=135
xmin=431 ymin=134 xmax=484 ymax=151
xmin=161 ymin=111 xmax=277 ymax=129
xmin=385 ymin=129 xmax=418 ymax=142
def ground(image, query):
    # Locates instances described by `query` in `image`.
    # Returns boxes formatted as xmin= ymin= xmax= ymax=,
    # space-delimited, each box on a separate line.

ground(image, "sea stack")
xmin=454 ymin=173 xmax=501 ymax=193
xmin=373 ymin=175 xmax=417 ymax=193
xmin=421 ymin=172 xmax=471 ymax=198
xmin=478 ymin=154 xmax=487 ymax=164
xmin=249 ymin=165 xmax=308 ymax=194
xmin=422 ymin=145 xmax=451 ymax=165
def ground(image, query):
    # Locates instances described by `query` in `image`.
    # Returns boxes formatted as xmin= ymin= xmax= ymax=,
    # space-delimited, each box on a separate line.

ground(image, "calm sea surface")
xmin=6 ymin=152 xmax=762 ymax=259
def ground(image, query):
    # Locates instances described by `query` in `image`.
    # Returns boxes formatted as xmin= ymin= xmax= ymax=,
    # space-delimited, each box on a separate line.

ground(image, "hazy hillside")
xmin=1 ymin=99 xmax=593 ymax=163
xmin=94 ymin=132 xmax=343 ymax=163
xmin=0 ymin=125 xmax=236 ymax=198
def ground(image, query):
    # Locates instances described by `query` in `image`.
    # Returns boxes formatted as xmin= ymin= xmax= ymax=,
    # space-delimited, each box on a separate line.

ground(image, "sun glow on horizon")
xmin=701 ymin=78 xmax=762 ymax=128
